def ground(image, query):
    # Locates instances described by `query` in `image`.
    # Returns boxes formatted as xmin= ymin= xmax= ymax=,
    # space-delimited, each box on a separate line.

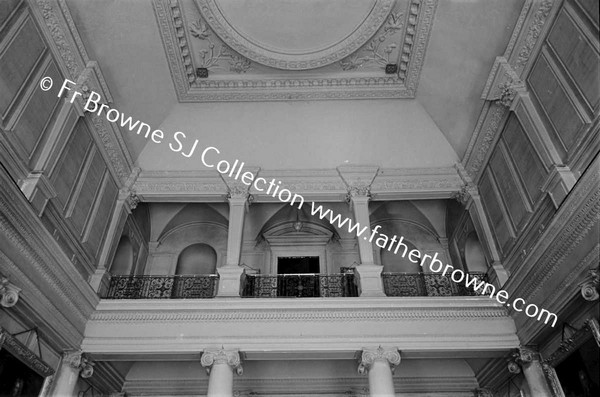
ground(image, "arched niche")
xmin=111 ymin=235 xmax=134 ymax=275
xmin=380 ymin=239 xmax=421 ymax=273
xmin=175 ymin=243 xmax=217 ymax=275
xmin=464 ymin=232 xmax=487 ymax=272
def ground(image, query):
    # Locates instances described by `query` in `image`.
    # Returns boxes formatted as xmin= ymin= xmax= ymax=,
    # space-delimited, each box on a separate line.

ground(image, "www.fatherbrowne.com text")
xmin=47 ymin=77 xmax=558 ymax=328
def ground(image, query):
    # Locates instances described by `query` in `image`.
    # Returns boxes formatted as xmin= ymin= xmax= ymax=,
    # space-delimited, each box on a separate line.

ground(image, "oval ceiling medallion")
xmin=195 ymin=0 xmax=395 ymax=70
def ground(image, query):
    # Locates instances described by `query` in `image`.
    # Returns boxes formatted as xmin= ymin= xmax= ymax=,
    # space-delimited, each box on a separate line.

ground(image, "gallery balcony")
xmin=102 ymin=271 xmax=488 ymax=299
xmin=104 ymin=274 xmax=219 ymax=299
xmin=240 ymin=273 xmax=359 ymax=298
xmin=382 ymin=272 xmax=488 ymax=297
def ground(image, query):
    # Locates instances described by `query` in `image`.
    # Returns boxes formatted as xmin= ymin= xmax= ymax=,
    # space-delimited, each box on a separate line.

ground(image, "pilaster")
xmin=217 ymin=186 xmax=251 ymax=297
xmin=455 ymin=166 xmax=509 ymax=287
xmin=90 ymin=169 xmax=140 ymax=294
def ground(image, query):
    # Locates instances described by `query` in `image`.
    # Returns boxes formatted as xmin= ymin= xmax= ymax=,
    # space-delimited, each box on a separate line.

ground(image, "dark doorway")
xmin=277 ymin=256 xmax=320 ymax=274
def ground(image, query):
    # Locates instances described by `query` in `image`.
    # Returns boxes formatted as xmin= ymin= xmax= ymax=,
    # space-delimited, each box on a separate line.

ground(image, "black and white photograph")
xmin=0 ymin=0 xmax=598 ymax=396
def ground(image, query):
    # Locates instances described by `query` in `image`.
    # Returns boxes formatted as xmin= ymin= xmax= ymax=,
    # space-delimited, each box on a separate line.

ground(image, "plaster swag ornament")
xmin=201 ymin=349 xmax=243 ymax=375
xmin=357 ymin=346 xmax=401 ymax=374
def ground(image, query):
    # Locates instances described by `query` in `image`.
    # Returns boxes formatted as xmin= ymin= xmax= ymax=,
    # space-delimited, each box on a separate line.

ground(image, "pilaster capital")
xmin=580 ymin=268 xmax=599 ymax=301
xmin=201 ymin=349 xmax=243 ymax=376
xmin=119 ymin=188 xmax=140 ymax=212
xmin=0 ymin=277 xmax=21 ymax=308
xmin=62 ymin=350 xmax=94 ymax=378
xmin=357 ymin=346 xmax=401 ymax=374
xmin=227 ymin=185 xmax=252 ymax=202
xmin=453 ymin=183 xmax=479 ymax=206
xmin=508 ymin=346 xmax=539 ymax=373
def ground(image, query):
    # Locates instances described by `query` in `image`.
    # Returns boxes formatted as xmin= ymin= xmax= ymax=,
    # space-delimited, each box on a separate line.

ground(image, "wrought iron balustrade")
xmin=241 ymin=273 xmax=359 ymax=298
xmin=104 ymin=274 xmax=219 ymax=299
xmin=382 ymin=272 xmax=488 ymax=297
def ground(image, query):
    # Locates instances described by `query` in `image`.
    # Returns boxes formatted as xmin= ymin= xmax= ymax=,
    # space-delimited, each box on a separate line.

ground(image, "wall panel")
xmin=489 ymin=143 xmax=531 ymax=234
xmin=0 ymin=13 xmax=45 ymax=122
xmin=528 ymin=53 xmax=588 ymax=156
xmin=547 ymin=7 xmax=600 ymax=111
xmin=478 ymin=170 xmax=514 ymax=255
xmin=50 ymin=119 xmax=92 ymax=210
xmin=11 ymin=59 xmax=61 ymax=161
xmin=84 ymin=172 xmax=118 ymax=258
xmin=69 ymin=148 xmax=106 ymax=237
xmin=501 ymin=115 xmax=548 ymax=206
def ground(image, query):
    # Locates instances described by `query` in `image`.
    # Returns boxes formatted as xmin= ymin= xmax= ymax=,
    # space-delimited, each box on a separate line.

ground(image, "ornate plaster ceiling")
xmin=154 ymin=0 xmax=438 ymax=101
xmin=196 ymin=0 xmax=394 ymax=70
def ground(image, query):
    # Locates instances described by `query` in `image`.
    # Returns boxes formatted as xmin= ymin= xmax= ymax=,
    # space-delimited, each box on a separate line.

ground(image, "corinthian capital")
xmin=201 ymin=349 xmax=243 ymax=375
xmin=357 ymin=346 xmax=401 ymax=374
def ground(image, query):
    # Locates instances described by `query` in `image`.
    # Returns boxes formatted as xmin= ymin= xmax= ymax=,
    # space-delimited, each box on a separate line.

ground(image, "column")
xmin=201 ymin=349 xmax=243 ymax=397
xmin=217 ymin=188 xmax=250 ymax=297
xmin=508 ymin=347 xmax=552 ymax=397
xmin=50 ymin=351 xmax=93 ymax=397
xmin=349 ymin=189 xmax=385 ymax=297
xmin=357 ymin=346 xmax=401 ymax=397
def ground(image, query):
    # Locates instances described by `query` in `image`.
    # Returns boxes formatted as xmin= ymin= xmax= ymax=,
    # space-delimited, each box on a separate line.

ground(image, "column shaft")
xmin=522 ymin=361 xmax=553 ymax=397
xmin=50 ymin=365 xmax=80 ymax=397
xmin=368 ymin=359 xmax=395 ymax=397
xmin=207 ymin=363 xmax=234 ymax=397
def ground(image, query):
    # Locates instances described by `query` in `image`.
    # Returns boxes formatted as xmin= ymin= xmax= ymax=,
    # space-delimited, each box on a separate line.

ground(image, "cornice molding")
xmin=133 ymin=167 xmax=464 ymax=202
xmin=153 ymin=0 xmax=439 ymax=102
xmin=87 ymin=297 xmax=512 ymax=329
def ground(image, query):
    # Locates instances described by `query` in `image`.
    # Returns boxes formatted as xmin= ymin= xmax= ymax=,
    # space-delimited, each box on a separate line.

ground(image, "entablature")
xmin=83 ymin=296 xmax=518 ymax=360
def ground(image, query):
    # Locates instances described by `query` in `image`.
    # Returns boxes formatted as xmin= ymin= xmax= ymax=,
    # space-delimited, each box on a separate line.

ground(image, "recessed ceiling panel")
xmin=197 ymin=0 xmax=392 ymax=69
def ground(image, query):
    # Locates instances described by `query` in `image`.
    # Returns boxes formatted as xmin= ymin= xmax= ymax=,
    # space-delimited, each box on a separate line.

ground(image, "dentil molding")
xmin=153 ymin=0 xmax=439 ymax=101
